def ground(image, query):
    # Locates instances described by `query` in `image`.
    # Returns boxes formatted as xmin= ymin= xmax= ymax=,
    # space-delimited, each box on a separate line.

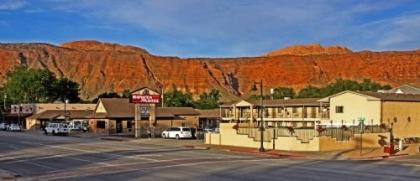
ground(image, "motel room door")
xmin=116 ymin=120 xmax=123 ymax=133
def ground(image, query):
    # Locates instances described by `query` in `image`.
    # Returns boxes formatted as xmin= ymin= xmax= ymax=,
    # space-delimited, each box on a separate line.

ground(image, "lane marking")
xmin=31 ymin=158 xmax=277 ymax=180
xmin=402 ymin=163 xmax=420 ymax=167
xmin=22 ymin=161 xmax=58 ymax=171
xmin=19 ymin=141 xmax=161 ymax=162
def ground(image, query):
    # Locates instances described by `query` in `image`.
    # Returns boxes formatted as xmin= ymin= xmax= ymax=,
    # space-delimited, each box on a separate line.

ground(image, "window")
xmin=182 ymin=128 xmax=191 ymax=132
xmin=292 ymin=107 xmax=298 ymax=114
xmin=335 ymin=106 xmax=344 ymax=113
xmin=97 ymin=121 xmax=106 ymax=128
xmin=170 ymin=127 xmax=181 ymax=131
xmin=311 ymin=107 xmax=316 ymax=118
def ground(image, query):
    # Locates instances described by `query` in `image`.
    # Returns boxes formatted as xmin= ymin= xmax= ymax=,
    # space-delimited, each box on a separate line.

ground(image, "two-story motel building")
xmin=220 ymin=98 xmax=330 ymax=128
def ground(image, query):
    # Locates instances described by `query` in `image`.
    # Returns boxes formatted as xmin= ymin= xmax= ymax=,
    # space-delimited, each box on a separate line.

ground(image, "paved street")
xmin=0 ymin=131 xmax=419 ymax=181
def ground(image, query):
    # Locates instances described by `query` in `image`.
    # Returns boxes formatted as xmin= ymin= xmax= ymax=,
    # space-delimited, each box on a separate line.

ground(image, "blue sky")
xmin=0 ymin=0 xmax=419 ymax=57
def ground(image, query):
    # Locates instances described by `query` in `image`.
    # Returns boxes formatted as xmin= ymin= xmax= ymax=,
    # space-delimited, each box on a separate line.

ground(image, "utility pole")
xmin=252 ymin=80 xmax=265 ymax=152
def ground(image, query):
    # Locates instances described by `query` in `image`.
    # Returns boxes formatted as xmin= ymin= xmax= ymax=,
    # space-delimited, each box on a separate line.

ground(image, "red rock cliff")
xmin=0 ymin=41 xmax=419 ymax=101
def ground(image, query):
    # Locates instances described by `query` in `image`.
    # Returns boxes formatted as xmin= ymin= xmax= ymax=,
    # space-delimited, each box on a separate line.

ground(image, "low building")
xmin=207 ymin=90 xmax=420 ymax=151
xmin=321 ymin=91 xmax=420 ymax=139
xmin=24 ymin=103 xmax=95 ymax=130
xmin=26 ymin=110 xmax=93 ymax=130
xmin=196 ymin=109 xmax=220 ymax=129
xmin=90 ymin=98 xmax=200 ymax=137
xmin=220 ymin=98 xmax=329 ymax=128
xmin=381 ymin=84 xmax=420 ymax=94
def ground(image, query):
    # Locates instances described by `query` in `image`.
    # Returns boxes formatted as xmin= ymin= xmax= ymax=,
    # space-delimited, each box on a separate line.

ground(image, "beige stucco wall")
xmin=205 ymin=123 xmax=320 ymax=151
xmin=275 ymin=137 xmax=320 ymax=151
xmin=328 ymin=92 xmax=381 ymax=126
xmin=205 ymin=123 xmax=389 ymax=152
xmin=219 ymin=123 xmax=273 ymax=148
xmin=95 ymin=101 xmax=107 ymax=113
xmin=382 ymin=101 xmax=420 ymax=138
xmin=26 ymin=118 xmax=38 ymax=130
xmin=319 ymin=133 xmax=390 ymax=151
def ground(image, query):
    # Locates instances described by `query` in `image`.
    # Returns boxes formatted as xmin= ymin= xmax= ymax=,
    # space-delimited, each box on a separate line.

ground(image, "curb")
xmin=223 ymin=149 xmax=305 ymax=158
xmin=347 ymin=156 xmax=386 ymax=161
xmin=100 ymin=137 xmax=127 ymax=141
xmin=184 ymin=145 xmax=210 ymax=150
xmin=382 ymin=153 xmax=410 ymax=159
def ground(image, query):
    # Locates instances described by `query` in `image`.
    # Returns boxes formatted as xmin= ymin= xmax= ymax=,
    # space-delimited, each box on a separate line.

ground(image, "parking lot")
xmin=1 ymin=131 xmax=420 ymax=181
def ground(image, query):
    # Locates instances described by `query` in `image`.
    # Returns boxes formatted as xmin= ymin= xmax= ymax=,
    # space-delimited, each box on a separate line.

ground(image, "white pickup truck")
xmin=45 ymin=122 xmax=70 ymax=135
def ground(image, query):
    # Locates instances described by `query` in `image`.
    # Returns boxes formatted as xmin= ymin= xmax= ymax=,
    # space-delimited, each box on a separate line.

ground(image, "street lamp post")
xmin=252 ymin=80 xmax=265 ymax=152
xmin=3 ymin=93 xmax=6 ymax=110
xmin=64 ymin=99 xmax=69 ymax=122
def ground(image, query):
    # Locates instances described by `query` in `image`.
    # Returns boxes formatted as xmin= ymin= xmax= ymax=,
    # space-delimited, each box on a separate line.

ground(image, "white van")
xmin=161 ymin=127 xmax=193 ymax=139
xmin=45 ymin=122 xmax=70 ymax=135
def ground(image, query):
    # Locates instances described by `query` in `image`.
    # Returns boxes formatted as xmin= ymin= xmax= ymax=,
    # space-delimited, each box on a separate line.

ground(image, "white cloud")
xmin=0 ymin=0 xmax=27 ymax=10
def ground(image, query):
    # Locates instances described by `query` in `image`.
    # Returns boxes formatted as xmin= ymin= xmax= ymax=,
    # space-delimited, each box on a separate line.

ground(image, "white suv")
xmin=45 ymin=122 xmax=70 ymax=135
xmin=161 ymin=127 xmax=193 ymax=139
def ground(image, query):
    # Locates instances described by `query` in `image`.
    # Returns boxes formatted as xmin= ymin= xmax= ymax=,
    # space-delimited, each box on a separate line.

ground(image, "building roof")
xmin=27 ymin=110 xmax=93 ymax=120
xmin=95 ymin=98 xmax=198 ymax=119
xmin=157 ymin=107 xmax=199 ymax=116
xmin=221 ymin=98 xmax=324 ymax=107
xmin=98 ymin=98 xmax=134 ymax=118
xmin=385 ymin=84 xmax=420 ymax=94
xmin=358 ymin=91 xmax=420 ymax=102
xmin=320 ymin=90 xmax=420 ymax=102
xmin=196 ymin=109 xmax=220 ymax=118
xmin=250 ymin=98 xmax=322 ymax=107
xmin=35 ymin=103 xmax=95 ymax=114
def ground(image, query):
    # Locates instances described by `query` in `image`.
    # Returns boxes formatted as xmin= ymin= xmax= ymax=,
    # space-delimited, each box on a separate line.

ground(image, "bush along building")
xmin=207 ymin=90 xmax=420 ymax=152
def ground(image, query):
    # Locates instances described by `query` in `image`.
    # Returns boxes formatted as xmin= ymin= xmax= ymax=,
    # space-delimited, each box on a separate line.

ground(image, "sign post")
xmin=130 ymin=88 xmax=160 ymax=138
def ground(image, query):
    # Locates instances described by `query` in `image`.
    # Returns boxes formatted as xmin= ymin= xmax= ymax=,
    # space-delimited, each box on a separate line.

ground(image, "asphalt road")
xmin=0 ymin=131 xmax=419 ymax=181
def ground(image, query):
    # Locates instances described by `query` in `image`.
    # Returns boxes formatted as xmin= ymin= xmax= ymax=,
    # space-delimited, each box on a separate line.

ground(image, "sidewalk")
xmin=205 ymin=144 xmax=420 ymax=160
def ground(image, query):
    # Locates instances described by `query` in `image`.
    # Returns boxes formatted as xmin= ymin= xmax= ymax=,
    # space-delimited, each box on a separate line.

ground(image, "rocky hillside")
xmin=0 ymin=40 xmax=419 ymax=101
xmin=266 ymin=44 xmax=352 ymax=56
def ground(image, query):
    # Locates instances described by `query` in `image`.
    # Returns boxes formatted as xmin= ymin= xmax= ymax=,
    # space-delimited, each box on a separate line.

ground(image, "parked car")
xmin=8 ymin=124 xmax=22 ymax=132
xmin=45 ymin=122 xmax=70 ymax=135
xmin=0 ymin=122 xmax=8 ymax=130
xmin=195 ymin=128 xmax=216 ymax=139
xmin=161 ymin=127 xmax=193 ymax=139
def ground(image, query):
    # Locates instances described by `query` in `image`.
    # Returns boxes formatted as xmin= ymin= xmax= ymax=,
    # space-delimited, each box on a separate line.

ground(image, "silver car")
xmin=0 ymin=122 xmax=8 ymax=130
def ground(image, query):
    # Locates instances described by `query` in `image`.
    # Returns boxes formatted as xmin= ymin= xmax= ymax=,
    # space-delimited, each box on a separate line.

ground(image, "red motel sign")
xmin=131 ymin=94 xmax=160 ymax=104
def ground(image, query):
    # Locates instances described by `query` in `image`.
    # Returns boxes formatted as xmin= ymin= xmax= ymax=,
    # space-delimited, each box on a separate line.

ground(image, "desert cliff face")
xmin=0 ymin=40 xmax=419 ymax=101
xmin=266 ymin=43 xmax=352 ymax=56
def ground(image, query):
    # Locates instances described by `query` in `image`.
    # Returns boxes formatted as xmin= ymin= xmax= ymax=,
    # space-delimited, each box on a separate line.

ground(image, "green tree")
xmin=4 ymin=66 xmax=81 ymax=103
xmin=297 ymin=79 xmax=392 ymax=98
xmin=297 ymin=85 xmax=322 ymax=98
xmin=194 ymin=89 xmax=221 ymax=109
xmin=320 ymin=79 xmax=361 ymax=97
xmin=0 ymin=87 xmax=5 ymax=111
xmin=52 ymin=77 xmax=80 ymax=103
xmin=5 ymin=66 xmax=55 ymax=103
xmin=92 ymin=92 xmax=121 ymax=103
xmin=164 ymin=87 xmax=194 ymax=107
xmin=272 ymin=87 xmax=295 ymax=99
xmin=121 ymin=89 xmax=131 ymax=98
